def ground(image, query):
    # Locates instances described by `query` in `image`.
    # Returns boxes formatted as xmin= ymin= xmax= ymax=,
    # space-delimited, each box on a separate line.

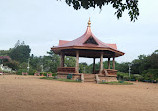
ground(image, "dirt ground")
xmin=0 ymin=75 xmax=158 ymax=111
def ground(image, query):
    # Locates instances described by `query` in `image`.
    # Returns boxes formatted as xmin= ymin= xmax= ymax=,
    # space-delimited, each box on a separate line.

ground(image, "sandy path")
xmin=0 ymin=75 xmax=158 ymax=111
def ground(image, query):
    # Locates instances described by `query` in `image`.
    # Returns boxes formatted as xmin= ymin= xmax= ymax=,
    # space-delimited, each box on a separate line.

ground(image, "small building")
xmin=0 ymin=64 xmax=12 ymax=73
xmin=51 ymin=19 xmax=125 ymax=82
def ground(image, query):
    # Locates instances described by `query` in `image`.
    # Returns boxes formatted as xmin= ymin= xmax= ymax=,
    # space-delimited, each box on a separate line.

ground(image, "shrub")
xmin=17 ymin=69 xmax=27 ymax=75
xmin=40 ymin=72 xmax=47 ymax=76
xmin=117 ymin=72 xmax=129 ymax=80
xmin=28 ymin=69 xmax=36 ymax=75
xmin=123 ymin=76 xmax=130 ymax=81
xmin=52 ymin=73 xmax=57 ymax=76
xmin=133 ymin=74 xmax=143 ymax=81
xmin=142 ymin=69 xmax=158 ymax=80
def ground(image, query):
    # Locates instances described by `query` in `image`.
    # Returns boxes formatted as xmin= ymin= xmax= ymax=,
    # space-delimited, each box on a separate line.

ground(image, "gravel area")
xmin=0 ymin=75 xmax=158 ymax=111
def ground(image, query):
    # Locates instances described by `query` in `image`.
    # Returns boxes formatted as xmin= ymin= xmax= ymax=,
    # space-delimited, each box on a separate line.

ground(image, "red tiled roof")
xmin=106 ymin=44 xmax=117 ymax=50
xmin=59 ymin=40 xmax=70 ymax=46
xmin=52 ymin=20 xmax=125 ymax=57
xmin=0 ymin=56 xmax=11 ymax=60
xmin=57 ymin=26 xmax=117 ymax=50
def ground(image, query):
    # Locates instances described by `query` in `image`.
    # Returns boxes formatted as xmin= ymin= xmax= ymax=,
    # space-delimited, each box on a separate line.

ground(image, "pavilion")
xmin=51 ymin=19 xmax=124 ymax=82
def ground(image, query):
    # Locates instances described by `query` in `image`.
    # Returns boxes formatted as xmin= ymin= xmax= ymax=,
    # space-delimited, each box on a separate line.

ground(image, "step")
xmin=84 ymin=75 xmax=95 ymax=78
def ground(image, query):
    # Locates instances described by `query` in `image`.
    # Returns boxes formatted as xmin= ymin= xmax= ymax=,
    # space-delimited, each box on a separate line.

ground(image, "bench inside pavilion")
xmin=51 ymin=19 xmax=124 ymax=83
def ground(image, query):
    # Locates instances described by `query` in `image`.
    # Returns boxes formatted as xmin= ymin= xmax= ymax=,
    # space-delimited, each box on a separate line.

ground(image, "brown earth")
xmin=0 ymin=75 xmax=158 ymax=111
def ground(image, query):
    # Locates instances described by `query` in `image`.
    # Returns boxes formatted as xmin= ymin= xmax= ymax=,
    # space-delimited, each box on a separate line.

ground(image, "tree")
xmin=116 ymin=62 xmax=130 ymax=73
xmin=64 ymin=56 xmax=76 ymax=67
xmin=79 ymin=62 xmax=89 ymax=73
xmin=0 ymin=50 xmax=10 ymax=56
xmin=3 ymin=60 xmax=19 ymax=70
xmin=46 ymin=50 xmax=60 ymax=72
xmin=61 ymin=0 xmax=139 ymax=22
xmin=9 ymin=44 xmax=31 ymax=63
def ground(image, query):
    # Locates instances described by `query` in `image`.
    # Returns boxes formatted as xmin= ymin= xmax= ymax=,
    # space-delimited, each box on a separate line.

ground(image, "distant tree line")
xmin=0 ymin=40 xmax=158 ymax=80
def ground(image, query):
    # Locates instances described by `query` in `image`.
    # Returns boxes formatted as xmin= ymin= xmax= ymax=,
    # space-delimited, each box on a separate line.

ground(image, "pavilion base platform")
xmin=57 ymin=67 xmax=118 ymax=83
xmin=98 ymin=69 xmax=118 ymax=82
xmin=57 ymin=67 xmax=81 ymax=80
xmin=57 ymin=73 xmax=81 ymax=80
xmin=98 ymin=76 xmax=118 ymax=82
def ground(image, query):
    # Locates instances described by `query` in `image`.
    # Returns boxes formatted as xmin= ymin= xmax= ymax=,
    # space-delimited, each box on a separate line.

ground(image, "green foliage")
xmin=123 ymin=76 xmax=131 ymax=81
xmin=17 ymin=69 xmax=27 ymax=75
xmin=0 ymin=50 xmax=10 ymax=56
xmin=100 ymin=81 xmax=133 ymax=85
xmin=0 ymin=67 xmax=2 ymax=72
xmin=79 ymin=62 xmax=89 ymax=73
xmin=19 ymin=62 xmax=28 ymax=69
xmin=4 ymin=60 xmax=19 ymax=70
xmin=64 ymin=56 xmax=76 ymax=67
xmin=131 ymin=53 xmax=158 ymax=74
xmin=9 ymin=45 xmax=31 ymax=63
xmin=62 ymin=0 xmax=139 ymax=22
xmin=133 ymin=74 xmax=143 ymax=81
xmin=117 ymin=72 xmax=129 ymax=79
xmin=52 ymin=73 xmax=57 ymax=76
xmin=115 ymin=51 xmax=158 ymax=82
xmin=40 ymin=72 xmax=47 ymax=76
xmin=45 ymin=50 xmax=60 ymax=72
xmin=116 ymin=62 xmax=130 ymax=73
xmin=142 ymin=69 xmax=158 ymax=80
xmin=28 ymin=69 xmax=36 ymax=75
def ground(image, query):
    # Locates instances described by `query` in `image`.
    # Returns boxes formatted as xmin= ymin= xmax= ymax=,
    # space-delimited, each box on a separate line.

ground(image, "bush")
xmin=133 ymin=74 xmax=143 ymax=81
xmin=17 ymin=69 xmax=27 ymax=75
xmin=142 ymin=69 xmax=158 ymax=80
xmin=117 ymin=72 xmax=129 ymax=80
xmin=123 ymin=76 xmax=130 ymax=81
xmin=28 ymin=69 xmax=36 ymax=75
xmin=52 ymin=73 xmax=57 ymax=76
xmin=40 ymin=72 xmax=47 ymax=76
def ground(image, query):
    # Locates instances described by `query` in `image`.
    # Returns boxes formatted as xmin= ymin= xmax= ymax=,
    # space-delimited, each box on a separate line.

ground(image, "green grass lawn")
xmin=100 ymin=81 xmax=133 ymax=85
xmin=40 ymin=77 xmax=81 ymax=82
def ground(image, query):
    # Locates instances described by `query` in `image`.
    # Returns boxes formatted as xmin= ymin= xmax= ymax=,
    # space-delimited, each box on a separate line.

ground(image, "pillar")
xmin=76 ymin=50 xmax=79 ymax=73
xmin=93 ymin=58 xmax=95 ymax=74
xmin=112 ymin=56 xmax=115 ymax=69
xmin=108 ymin=58 xmax=110 ymax=69
xmin=99 ymin=52 xmax=103 ymax=74
xmin=60 ymin=52 xmax=64 ymax=67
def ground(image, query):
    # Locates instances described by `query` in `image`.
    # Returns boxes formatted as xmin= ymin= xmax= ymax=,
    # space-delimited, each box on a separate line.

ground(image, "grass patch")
xmin=40 ymin=77 xmax=81 ymax=82
xmin=100 ymin=81 xmax=133 ymax=85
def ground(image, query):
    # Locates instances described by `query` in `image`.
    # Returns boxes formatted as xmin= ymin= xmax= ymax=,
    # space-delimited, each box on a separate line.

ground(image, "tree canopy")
xmin=9 ymin=42 xmax=31 ymax=63
xmin=61 ymin=0 xmax=139 ymax=22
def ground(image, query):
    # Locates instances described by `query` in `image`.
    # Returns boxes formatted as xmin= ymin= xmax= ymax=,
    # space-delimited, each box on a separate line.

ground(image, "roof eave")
xmin=51 ymin=46 xmax=125 ymax=56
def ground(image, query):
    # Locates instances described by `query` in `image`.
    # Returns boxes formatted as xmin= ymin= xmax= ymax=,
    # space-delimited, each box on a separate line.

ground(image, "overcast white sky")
xmin=0 ymin=0 xmax=158 ymax=64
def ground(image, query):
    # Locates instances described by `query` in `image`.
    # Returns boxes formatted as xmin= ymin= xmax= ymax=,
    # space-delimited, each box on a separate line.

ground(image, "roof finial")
xmin=88 ymin=17 xmax=91 ymax=27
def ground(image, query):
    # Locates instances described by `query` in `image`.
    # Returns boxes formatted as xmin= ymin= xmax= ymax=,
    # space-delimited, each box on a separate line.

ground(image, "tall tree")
xmin=9 ymin=44 xmax=31 ymax=63
xmin=60 ymin=0 xmax=139 ymax=22
xmin=46 ymin=50 xmax=60 ymax=72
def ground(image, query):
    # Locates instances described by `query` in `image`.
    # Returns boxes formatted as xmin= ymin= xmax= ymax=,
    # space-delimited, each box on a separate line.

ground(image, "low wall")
xmin=57 ymin=73 xmax=81 ymax=80
xmin=99 ymin=76 xmax=117 ymax=82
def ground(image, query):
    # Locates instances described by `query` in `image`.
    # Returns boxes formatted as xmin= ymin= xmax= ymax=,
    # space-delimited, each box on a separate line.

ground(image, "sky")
xmin=0 ymin=0 xmax=158 ymax=64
